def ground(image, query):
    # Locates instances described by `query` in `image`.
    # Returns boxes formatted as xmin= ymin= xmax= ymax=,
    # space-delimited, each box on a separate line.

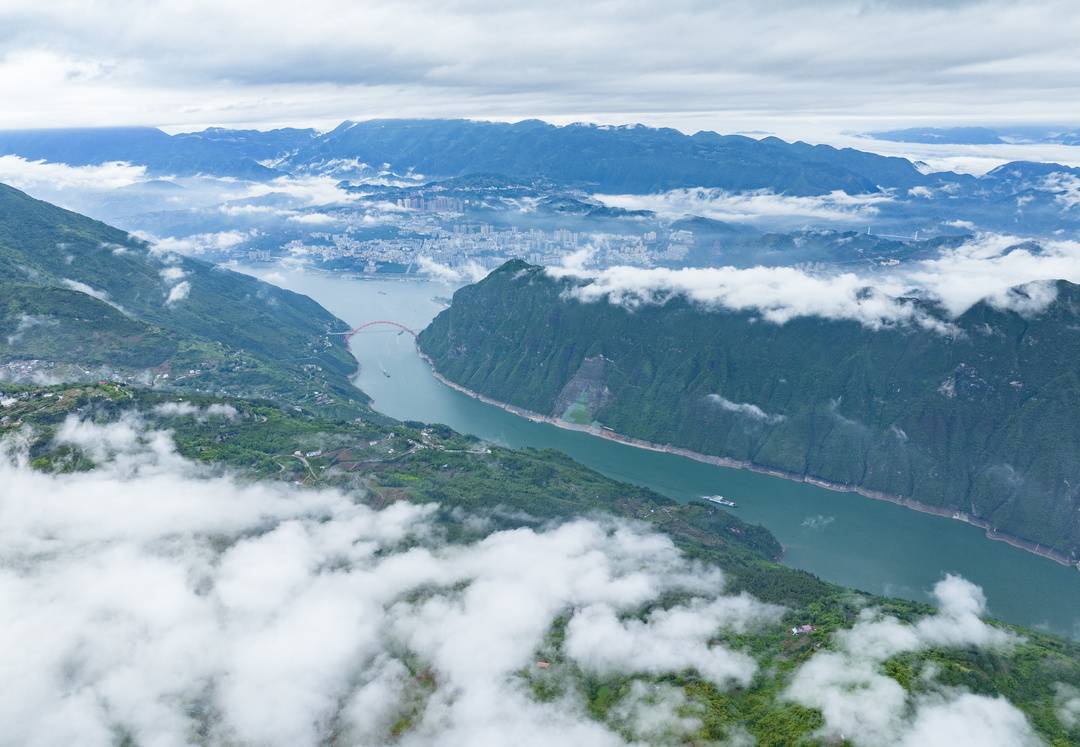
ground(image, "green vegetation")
xmin=2 ymin=194 xmax=1077 ymax=743
xmin=0 ymin=182 xmax=364 ymax=417
xmin=5 ymin=380 xmax=1080 ymax=744
xmin=419 ymin=260 xmax=1080 ymax=562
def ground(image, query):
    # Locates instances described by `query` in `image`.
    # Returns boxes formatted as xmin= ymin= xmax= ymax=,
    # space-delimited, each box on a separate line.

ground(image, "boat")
xmin=702 ymin=495 xmax=737 ymax=508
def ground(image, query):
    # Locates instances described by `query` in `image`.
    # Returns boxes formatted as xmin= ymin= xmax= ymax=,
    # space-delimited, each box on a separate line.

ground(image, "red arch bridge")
xmin=333 ymin=320 xmax=418 ymax=341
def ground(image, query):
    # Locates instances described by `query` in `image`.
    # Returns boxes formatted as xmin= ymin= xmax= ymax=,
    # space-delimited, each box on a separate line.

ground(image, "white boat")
xmin=702 ymin=495 xmax=737 ymax=508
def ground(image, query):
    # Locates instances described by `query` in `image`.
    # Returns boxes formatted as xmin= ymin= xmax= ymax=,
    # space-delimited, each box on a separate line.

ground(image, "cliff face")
xmin=419 ymin=260 xmax=1080 ymax=560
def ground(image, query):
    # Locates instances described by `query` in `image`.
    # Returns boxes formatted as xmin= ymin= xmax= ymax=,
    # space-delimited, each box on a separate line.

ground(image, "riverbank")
xmin=418 ymin=350 xmax=1079 ymax=571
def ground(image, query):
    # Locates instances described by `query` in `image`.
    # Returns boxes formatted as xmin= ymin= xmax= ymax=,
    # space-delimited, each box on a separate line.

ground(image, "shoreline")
xmin=417 ymin=350 xmax=1079 ymax=571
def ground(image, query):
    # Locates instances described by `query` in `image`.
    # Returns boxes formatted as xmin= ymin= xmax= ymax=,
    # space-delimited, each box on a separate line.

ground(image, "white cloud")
xmin=60 ymin=278 xmax=110 ymax=304
xmin=706 ymin=393 xmax=785 ymax=424
xmin=60 ymin=278 xmax=131 ymax=316
xmin=0 ymin=155 xmax=147 ymax=191
xmin=288 ymin=211 xmax=337 ymax=224
xmin=1 ymin=2 xmax=1080 ymax=135
xmin=944 ymin=219 xmax=977 ymax=230
xmin=565 ymin=594 xmax=780 ymax=687
xmin=898 ymin=694 xmax=1044 ymax=747
xmin=146 ymin=229 xmax=257 ymax=256
xmin=0 ymin=415 xmax=785 ymax=747
xmin=152 ymin=401 xmax=237 ymax=420
xmin=785 ymin=574 xmax=1031 ymax=747
xmin=550 ymin=234 xmax=1080 ymax=331
xmin=5 ymin=313 xmax=57 ymax=345
xmin=158 ymin=266 xmax=187 ymax=282
xmin=1042 ymin=172 xmax=1080 ymax=209
xmin=1056 ymin=683 xmax=1080 ymax=729
xmin=607 ymin=681 xmax=704 ymax=743
xmin=843 ymin=137 xmax=1080 ymax=177
xmin=594 ymin=188 xmax=891 ymax=224
xmin=242 ymin=175 xmax=359 ymax=206
xmin=416 ymin=255 xmax=488 ymax=283
xmin=164 ymin=280 xmax=191 ymax=305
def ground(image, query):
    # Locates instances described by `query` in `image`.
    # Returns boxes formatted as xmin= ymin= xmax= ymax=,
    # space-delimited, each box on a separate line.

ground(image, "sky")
xmin=1 ymin=0 xmax=1079 ymax=141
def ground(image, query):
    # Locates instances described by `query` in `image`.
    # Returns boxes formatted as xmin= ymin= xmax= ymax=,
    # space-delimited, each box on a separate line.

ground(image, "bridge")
xmin=339 ymin=320 xmax=417 ymax=341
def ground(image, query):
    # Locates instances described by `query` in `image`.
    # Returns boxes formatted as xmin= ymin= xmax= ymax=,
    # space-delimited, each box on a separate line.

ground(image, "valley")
xmin=242 ymin=267 xmax=1080 ymax=640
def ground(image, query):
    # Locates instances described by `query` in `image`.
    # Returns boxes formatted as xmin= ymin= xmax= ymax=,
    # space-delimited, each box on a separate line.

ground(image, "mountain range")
xmin=0 ymin=119 xmax=943 ymax=194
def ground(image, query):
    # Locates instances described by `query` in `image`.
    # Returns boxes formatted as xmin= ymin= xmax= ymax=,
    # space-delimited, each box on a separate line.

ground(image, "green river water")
xmin=244 ymin=266 xmax=1080 ymax=639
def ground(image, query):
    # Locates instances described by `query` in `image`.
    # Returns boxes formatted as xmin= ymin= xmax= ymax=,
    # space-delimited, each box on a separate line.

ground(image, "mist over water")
xmin=239 ymin=265 xmax=1080 ymax=640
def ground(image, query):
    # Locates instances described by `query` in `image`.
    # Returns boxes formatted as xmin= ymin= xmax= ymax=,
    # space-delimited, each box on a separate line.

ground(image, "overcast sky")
xmin=1 ymin=0 xmax=1078 ymax=139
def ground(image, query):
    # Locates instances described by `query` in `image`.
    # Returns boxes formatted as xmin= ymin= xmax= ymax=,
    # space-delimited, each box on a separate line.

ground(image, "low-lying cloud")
xmin=786 ymin=575 xmax=1034 ymax=747
xmin=417 ymin=255 xmax=489 ymax=283
xmin=706 ymin=393 xmax=785 ymax=424
xmin=593 ymin=188 xmax=893 ymax=224
xmin=0 ymin=415 xmax=785 ymax=747
xmin=60 ymin=278 xmax=131 ymax=317
xmin=152 ymin=401 xmax=237 ymax=420
xmin=0 ymin=155 xmax=147 ymax=192
xmin=144 ymin=229 xmax=258 ymax=257
xmin=551 ymin=234 xmax=1080 ymax=331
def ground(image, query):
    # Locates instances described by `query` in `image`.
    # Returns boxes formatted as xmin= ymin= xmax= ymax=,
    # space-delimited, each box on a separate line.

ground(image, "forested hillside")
xmin=0 ymin=183 xmax=363 ymax=414
xmin=419 ymin=261 xmax=1080 ymax=561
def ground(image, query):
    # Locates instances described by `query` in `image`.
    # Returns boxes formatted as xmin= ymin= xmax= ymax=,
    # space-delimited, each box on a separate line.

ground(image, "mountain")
xmin=868 ymin=125 xmax=1080 ymax=146
xmin=419 ymin=260 xmax=1080 ymax=562
xmin=0 ymin=126 xmax=316 ymax=178
xmin=0 ymin=119 xmax=938 ymax=193
xmin=0 ymin=182 xmax=362 ymax=413
xmin=287 ymin=118 xmax=930 ymax=195
xmin=867 ymin=127 xmax=1007 ymax=145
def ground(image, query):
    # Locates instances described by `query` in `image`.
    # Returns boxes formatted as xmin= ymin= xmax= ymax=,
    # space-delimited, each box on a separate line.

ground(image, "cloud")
xmin=1042 ymin=172 xmax=1080 ymax=209
xmin=944 ymin=219 xmax=977 ymax=230
xmin=242 ymin=175 xmax=359 ymax=206
xmin=785 ymin=574 xmax=1030 ymax=747
xmin=287 ymin=211 xmax=337 ymax=224
xmin=897 ymin=694 xmax=1044 ymax=747
xmin=158 ymin=266 xmax=187 ymax=282
xmin=607 ymin=681 xmax=704 ymax=743
xmin=0 ymin=155 xmax=147 ymax=191
xmin=706 ymin=393 xmax=785 ymax=424
xmin=146 ymin=229 xmax=257 ymax=256
xmin=152 ymin=401 xmax=237 ymax=420
xmin=5 ymin=313 xmax=57 ymax=345
xmin=416 ymin=255 xmax=488 ymax=283
xmin=1 ymin=1 xmax=1080 ymax=136
xmin=158 ymin=262 xmax=191 ymax=305
xmin=593 ymin=188 xmax=891 ymax=224
xmin=1056 ymin=683 xmax=1080 ymax=729
xmin=60 ymin=278 xmax=131 ymax=316
xmin=0 ymin=415 xmax=784 ymax=747
xmin=164 ymin=280 xmax=190 ymax=305
xmin=565 ymin=594 xmax=781 ymax=687
xmin=551 ymin=233 xmax=1080 ymax=331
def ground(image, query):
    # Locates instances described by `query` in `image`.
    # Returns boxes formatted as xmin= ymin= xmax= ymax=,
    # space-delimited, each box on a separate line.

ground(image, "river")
xmin=242 ymin=266 xmax=1080 ymax=639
